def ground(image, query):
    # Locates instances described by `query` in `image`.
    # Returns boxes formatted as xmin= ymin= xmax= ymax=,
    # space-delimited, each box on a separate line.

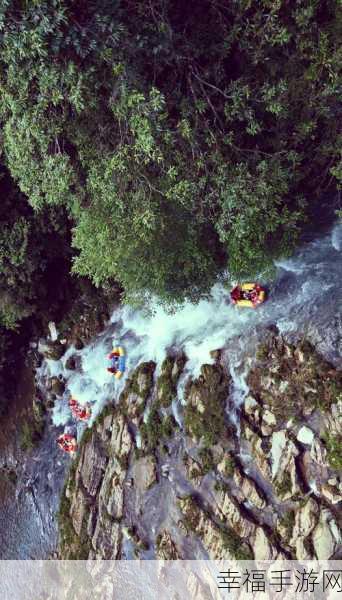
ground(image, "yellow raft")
xmin=231 ymin=283 xmax=266 ymax=308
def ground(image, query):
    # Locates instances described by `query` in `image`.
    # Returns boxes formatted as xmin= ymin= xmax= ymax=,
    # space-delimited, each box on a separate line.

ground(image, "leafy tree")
xmin=0 ymin=0 xmax=340 ymax=304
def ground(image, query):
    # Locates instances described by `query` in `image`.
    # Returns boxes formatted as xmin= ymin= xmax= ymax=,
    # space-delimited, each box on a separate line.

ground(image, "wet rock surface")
xmin=57 ymin=335 xmax=341 ymax=560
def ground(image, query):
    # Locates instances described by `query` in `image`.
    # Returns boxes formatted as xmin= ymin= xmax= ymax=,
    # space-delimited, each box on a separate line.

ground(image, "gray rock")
xmin=91 ymin=518 xmax=121 ymax=559
xmin=65 ymin=355 xmax=77 ymax=370
xmin=70 ymin=487 xmax=88 ymax=537
xmin=131 ymin=455 xmax=156 ymax=491
xmin=79 ymin=435 xmax=107 ymax=497
xmin=49 ymin=377 xmax=65 ymax=396
xmin=38 ymin=339 xmax=65 ymax=360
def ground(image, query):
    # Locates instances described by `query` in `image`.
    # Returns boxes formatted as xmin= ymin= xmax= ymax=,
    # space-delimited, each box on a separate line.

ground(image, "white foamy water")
xmin=40 ymin=221 xmax=342 ymax=434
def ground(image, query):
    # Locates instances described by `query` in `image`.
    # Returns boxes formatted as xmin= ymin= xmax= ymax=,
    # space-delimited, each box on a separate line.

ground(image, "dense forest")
xmin=0 ymin=0 xmax=341 ymax=411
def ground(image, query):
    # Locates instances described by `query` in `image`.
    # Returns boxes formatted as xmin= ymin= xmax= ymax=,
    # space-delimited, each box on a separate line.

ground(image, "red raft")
xmin=57 ymin=433 xmax=77 ymax=454
xmin=69 ymin=398 xmax=91 ymax=421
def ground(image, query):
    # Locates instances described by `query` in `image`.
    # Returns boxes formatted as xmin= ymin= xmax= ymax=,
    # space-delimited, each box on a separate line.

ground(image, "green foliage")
xmin=156 ymin=356 xmax=180 ymax=408
xmin=322 ymin=432 xmax=342 ymax=471
xmin=140 ymin=403 xmax=177 ymax=450
xmin=248 ymin=337 xmax=342 ymax=422
xmin=279 ymin=510 xmax=295 ymax=541
xmin=197 ymin=447 xmax=216 ymax=474
xmin=274 ymin=472 xmax=292 ymax=498
xmin=0 ymin=0 xmax=339 ymax=305
xmin=220 ymin=455 xmax=237 ymax=478
xmin=220 ymin=528 xmax=254 ymax=561
xmin=184 ymin=365 xmax=230 ymax=446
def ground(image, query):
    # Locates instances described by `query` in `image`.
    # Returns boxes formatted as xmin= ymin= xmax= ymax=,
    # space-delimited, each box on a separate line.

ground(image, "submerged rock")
xmin=65 ymin=355 xmax=77 ymax=370
xmin=48 ymin=377 xmax=65 ymax=396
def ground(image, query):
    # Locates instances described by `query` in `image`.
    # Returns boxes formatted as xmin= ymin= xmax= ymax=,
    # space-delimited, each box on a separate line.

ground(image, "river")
xmin=0 ymin=220 xmax=341 ymax=559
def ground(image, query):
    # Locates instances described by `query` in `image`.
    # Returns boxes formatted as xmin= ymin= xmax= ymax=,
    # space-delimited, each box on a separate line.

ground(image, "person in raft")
xmin=107 ymin=350 xmax=120 ymax=374
xmin=69 ymin=397 xmax=91 ymax=420
xmin=57 ymin=433 xmax=77 ymax=453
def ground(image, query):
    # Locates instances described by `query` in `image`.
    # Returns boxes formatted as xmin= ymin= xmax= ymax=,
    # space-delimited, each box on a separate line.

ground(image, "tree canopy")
xmin=0 ymin=0 xmax=340 ymax=305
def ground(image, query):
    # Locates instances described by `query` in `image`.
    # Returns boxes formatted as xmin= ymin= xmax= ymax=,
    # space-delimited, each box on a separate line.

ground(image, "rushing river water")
xmin=0 ymin=220 xmax=341 ymax=559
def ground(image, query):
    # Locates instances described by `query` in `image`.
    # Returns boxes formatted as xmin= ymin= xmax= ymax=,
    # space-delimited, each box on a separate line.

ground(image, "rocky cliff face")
xmin=58 ymin=335 xmax=341 ymax=560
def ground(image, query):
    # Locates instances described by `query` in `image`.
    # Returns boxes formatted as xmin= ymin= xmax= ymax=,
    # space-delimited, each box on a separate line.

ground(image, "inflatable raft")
xmin=107 ymin=345 xmax=126 ymax=379
xmin=230 ymin=283 xmax=266 ymax=308
xmin=57 ymin=433 xmax=77 ymax=454
xmin=68 ymin=398 xmax=91 ymax=421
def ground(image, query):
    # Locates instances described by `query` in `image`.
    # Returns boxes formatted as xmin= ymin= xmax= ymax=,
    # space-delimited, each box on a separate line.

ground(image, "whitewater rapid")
xmin=43 ymin=221 xmax=342 ymax=433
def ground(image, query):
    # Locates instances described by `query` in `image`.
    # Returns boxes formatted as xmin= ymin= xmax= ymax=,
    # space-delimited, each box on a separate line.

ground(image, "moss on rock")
xmin=248 ymin=336 xmax=342 ymax=422
xmin=156 ymin=354 xmax=186 ymax=408
xmin=184 ymin=364 xmax=230 ymax=445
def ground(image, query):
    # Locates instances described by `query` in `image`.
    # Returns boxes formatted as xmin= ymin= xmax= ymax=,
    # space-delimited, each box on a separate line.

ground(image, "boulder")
xmin=310 ymin=438 xmax=327 ymax=466
xmin=186 ymin=458 xmax=204 ymax=485
xmin=38 ymin=339 xmax=65 ymax=360
xmin=171 ymin=353 xmax=187 ymax=380
xmin=109 ymin=414 xmax=132 ymax=459
xmin=87 ymin=507 xmax=98 ymax=538
xmin=125 ymin=392 xmax=146 ymax=419
xmin=297 ymin=426 xmax=315 ymax=446
xmin=98 ymin=414 xmax=113 ymax=443
xmin=91 ymin=518 xmax=121 ymax=559
xmin=323 ymin=399 xmax=342 ymax=436
xmin=244 ymin=395 xmax=259 ymax=416
xmin=49 ymin=376 xmax=65 ymax=396
xmin=289 ymin=498 xmax=319 ymax=559
xmin=312 ymin=508 xmax=341 ymax=559
xmin=252 ymin=527 xmax=278 ymax=560
xmin=271 ymin=430 xmax=302 ymax=500
xmin=79 ymin=435 xmax=107 ymax=497
xmin=135 ymin=362 xmax=155 ymax=398
xmin=156 ymin=530 xmax=181 ymax=559
xmin=233 ymin=469 xmax=266 ymax=509
xmin=261 ymin=409 xmax=277 ymax=435
xmin=249 ymin=434 xmax=272 ymax=482
xmin=131 ymin=455 xmax=156 ymax=491
xmin=178 ymin=496 xmax=235 ymax=560
xmin=98 ymin=458 xmax=126 ymax=520
xmin=212 ymin=488 xmax=256 ymax=539
xmin=244 ymin=395 xmax=262 ymax=428
xmin=70 ymin=487 xmax=89 ymax=537
xmin=320 ymin=482 xmax=342 ymax=505
xmin=48 ymin=321 xmax=58 ymax=341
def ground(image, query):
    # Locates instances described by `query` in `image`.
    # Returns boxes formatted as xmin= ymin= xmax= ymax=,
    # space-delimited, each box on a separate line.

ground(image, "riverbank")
xmin=58 ymin=333 xmax=341 ymax=560
xmin=0 ymin=284 xmax=116 ymax=559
